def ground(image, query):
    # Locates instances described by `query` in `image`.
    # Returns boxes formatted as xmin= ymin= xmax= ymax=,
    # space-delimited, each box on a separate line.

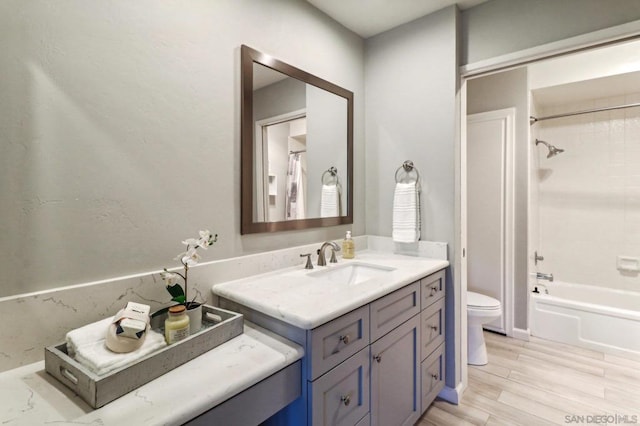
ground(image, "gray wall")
xmin=253 ymin=77 xmax=306 ymax=123
xmin=467 ymin=68 xmax=529 ymax=330
xmin=461 ymin=0 xmax=640 ymax=64
xmin=365 ymin=5 xmax=460 ymax=388
xmin=0 ymin=0 xmax=364 ymax=297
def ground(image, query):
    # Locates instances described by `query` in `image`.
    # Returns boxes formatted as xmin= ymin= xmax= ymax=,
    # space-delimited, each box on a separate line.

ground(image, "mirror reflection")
xmin=241 ymin=45 xmax=353 ymax=234
xmin=252 ymin=63 xmax=347 ymax=222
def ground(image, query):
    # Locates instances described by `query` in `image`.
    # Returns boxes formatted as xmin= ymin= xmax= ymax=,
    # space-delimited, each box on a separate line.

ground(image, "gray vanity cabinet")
xmin=218 ymin=268 xmax=446 ymax=426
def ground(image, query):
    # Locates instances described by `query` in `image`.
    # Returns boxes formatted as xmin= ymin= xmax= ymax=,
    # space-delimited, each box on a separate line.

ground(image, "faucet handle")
xmin=330 ymin=246 xmax=340 ymax=263
xmin=300 ymin=253 xmax=313 ymax=269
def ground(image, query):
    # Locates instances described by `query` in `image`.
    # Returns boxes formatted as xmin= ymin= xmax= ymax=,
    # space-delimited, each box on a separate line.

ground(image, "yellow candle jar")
xmin=164 ymin=305 xmax=190 ymax=344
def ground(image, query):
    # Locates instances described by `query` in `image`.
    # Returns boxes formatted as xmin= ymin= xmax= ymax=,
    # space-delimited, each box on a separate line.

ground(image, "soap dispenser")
xmin=342 ymin=231 xmax=355 ymax=259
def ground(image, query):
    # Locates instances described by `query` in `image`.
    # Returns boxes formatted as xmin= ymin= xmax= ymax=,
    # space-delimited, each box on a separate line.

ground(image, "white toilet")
xmin=467 ymin=291 xmax=502 ymax=365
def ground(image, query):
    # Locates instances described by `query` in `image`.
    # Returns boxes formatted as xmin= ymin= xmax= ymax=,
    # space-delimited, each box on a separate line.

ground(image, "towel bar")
xmin=395 ymin=160 xmax=420 ymax=184
xmin=321 ymin=166 xmax=339 ymax=185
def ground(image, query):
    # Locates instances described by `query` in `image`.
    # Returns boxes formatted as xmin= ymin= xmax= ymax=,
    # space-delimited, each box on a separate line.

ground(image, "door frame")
xmin=466 ymin=108 xmax=515 ymax=337
xmin=457 ymin=19 xmax=640 ymax=396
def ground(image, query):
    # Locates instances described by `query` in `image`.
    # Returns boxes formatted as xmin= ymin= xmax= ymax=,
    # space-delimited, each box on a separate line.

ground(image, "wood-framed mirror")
xmin=241 ymin=45 xmax=353 ymax=234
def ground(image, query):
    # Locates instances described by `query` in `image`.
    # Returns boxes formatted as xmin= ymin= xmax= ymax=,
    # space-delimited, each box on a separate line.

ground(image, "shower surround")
xmin=529 ymin=90 xmax=640 ymax=355
xmin=535 ymin=92 xmax=640 ymax=293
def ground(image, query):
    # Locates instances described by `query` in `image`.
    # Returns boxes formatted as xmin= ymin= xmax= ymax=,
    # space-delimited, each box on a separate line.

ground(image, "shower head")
xmin=535 ymin=139 xmax=564 ymax=158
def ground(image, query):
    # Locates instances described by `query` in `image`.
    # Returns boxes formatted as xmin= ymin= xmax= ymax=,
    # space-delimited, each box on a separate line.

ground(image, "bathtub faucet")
xmin=536 ymin=272 xmax=554 ymax=282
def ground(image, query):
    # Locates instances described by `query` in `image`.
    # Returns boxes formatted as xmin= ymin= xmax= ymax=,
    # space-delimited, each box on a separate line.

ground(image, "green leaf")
xmin=166 ymin=283 xmax=185 ymax=299
xmin=172 ymin=295 xmax=186 ymax=304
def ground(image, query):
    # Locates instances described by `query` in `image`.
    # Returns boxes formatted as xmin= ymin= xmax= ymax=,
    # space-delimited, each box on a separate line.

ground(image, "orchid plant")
xmin=160 ymin=230 xmax=218 ymax=309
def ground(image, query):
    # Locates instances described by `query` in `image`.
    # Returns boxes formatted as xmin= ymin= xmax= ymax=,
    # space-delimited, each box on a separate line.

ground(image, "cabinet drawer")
xmin=421 ymin=270 xmax=445 ymax=309
xmin=308 ymin=306 xmax=369 ymax=380
xmin=421 ymin=343 xmax=445 ymax=414
xmin=370 ymin=282 xmax=420 ymax=342
xmin=420 ymin=298 xmax=445 ymax=361
xmin=309 ymin=347 xmax=370 ymax=426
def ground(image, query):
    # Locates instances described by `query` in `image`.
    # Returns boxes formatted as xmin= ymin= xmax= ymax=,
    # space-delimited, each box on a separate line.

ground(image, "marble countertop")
xmin=0 ymin=323 xmax=303 ymax=426
xmin=213 ymin=251 xmax=449 ymax=329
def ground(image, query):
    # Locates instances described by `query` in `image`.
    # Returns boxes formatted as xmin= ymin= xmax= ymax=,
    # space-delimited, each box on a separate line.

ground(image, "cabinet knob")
xmin=429 ymin=325 xmax=438 ymax=331
xmin=430 ymin=286 xmax=438 ymax=296
xmin=373 ymin=354 xmax=382 ymax=363
xmin=339 ymin=334 xmax=350 ymax=345
xmin=340 ymin=394 xmax=351 ymax=406
xmin=431 ymin=373 xmax=439 ymax=380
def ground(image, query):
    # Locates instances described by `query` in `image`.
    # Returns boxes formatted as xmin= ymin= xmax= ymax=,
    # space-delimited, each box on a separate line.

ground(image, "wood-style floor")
xmin=418 ymin=331 xmax=640 ymax=426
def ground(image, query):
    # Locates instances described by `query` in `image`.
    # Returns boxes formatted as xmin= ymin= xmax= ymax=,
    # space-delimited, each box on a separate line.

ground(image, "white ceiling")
xmin=307 ymin=0 xmax=488 ymax=38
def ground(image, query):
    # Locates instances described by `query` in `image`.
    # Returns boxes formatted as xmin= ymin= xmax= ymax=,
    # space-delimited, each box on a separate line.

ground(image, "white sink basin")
xmin=307 ymin=262 xmax=396 ymax=285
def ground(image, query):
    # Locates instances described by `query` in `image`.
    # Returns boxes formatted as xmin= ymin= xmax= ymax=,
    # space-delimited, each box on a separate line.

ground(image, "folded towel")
xmin=392 ymin=182 xmax=421 ymax=243
xmin=66 ymin=317 xmax=167 ymax=376
xmin=320 ymin=184 xmax=341 ymax=217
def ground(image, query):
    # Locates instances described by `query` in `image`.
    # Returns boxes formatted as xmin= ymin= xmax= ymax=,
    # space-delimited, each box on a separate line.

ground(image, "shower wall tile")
xmin=537 ymin=92 xmax=640 ymax=292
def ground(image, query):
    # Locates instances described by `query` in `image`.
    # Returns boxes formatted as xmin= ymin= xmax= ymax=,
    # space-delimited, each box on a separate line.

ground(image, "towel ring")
xmin=395 ymin=160 xmax=420 ymax=184
xmin=321 ymin=167 xmax=339 ymax=185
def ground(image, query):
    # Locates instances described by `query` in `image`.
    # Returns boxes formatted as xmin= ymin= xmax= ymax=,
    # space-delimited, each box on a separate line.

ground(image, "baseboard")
xmin=512 ymin=327 xmax=530 ymax=341
xmin=437 ymin=382 xmax=466 ymax=405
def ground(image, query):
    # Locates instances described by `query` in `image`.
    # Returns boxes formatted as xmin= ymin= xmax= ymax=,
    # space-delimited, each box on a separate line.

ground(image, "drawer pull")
xmin=429 ymin=286 xmax=438 ymax=296
xmin=431 ymin=373 xmax=439 ymax=380
xmin=340 ymin=394 xmax=351 ymax=406
xmin=373 ymin=354 xmax=382 ymax=363
xmin=429 ymin=325 xmax=438 ymax=331
xmin=60 ymin=367 xmax=78 ymax=385
xmin=339 ymin=334 xmax=350 ymax=345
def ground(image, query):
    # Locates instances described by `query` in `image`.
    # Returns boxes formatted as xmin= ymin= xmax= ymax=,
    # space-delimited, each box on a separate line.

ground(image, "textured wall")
xmin=0 ymin=0 xmax=364 ymax=297
xmin=364 ymin=5 xmax=460 ymax=389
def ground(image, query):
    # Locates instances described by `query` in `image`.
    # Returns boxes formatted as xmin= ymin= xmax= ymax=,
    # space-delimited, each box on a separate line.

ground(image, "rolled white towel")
xmin=392 ymin=182 xmax=420 ymax=243
xmin=320 ymin=184 xmax=340 ymax=217
xmin=66 ymin=317 xmax=167 ymax=376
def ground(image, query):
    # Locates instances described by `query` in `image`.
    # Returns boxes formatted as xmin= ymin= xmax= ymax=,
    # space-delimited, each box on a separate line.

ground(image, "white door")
xmin=467 ymin=109 xmax=515 ymax=335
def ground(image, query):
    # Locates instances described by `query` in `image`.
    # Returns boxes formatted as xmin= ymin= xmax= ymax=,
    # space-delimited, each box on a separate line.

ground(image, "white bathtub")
xmin=530 ymin=281 xmax=640 ymax=356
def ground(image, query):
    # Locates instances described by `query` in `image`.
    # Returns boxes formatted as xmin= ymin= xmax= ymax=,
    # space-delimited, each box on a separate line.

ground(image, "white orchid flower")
xmin=181 ymin=248 xmax=201 ymax=267
xmin=197 ymin=230 xmax=213 ymax=249
xmin=182 ymin=237 xmax=200 ymax=247
xmin=160 ymin=271 xmax=178 ymax=285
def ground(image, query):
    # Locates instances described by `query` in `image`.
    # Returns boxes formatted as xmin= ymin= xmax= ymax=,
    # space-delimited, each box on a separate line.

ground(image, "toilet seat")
xmin=467 ymin=291 xmax=500 ymax=310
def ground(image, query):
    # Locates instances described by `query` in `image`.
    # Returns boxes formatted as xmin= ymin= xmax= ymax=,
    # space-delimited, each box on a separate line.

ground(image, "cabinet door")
xmin=309 ymin=347 xmax=370 ymax=426
xmin=370 ymin=315 xmax=420 ymax=426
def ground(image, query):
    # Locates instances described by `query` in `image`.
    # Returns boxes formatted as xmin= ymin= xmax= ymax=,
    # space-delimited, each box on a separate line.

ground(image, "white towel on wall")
xmin=320 ymin=184 xmax=340 ymax=217
xmin=66 ymin=317 xmax=167 ymax=376
xmin=392 ymin=181 xmax=421 ymax=243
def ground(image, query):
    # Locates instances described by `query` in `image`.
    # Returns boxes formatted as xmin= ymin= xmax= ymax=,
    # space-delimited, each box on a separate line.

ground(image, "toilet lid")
xmin=467 ymin=291 xmax=501 ymax=309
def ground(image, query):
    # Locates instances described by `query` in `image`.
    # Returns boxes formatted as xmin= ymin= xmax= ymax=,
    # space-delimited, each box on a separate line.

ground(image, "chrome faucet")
xmin=317 ymin=241 xmax=340 ymax=266
xmin=536 ymin=272 xmax=554 ymax=282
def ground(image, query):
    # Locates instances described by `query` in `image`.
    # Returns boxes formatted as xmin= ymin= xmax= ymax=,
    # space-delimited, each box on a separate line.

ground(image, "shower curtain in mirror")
xmin=286 ymin=152 xmax=306 ymax=220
